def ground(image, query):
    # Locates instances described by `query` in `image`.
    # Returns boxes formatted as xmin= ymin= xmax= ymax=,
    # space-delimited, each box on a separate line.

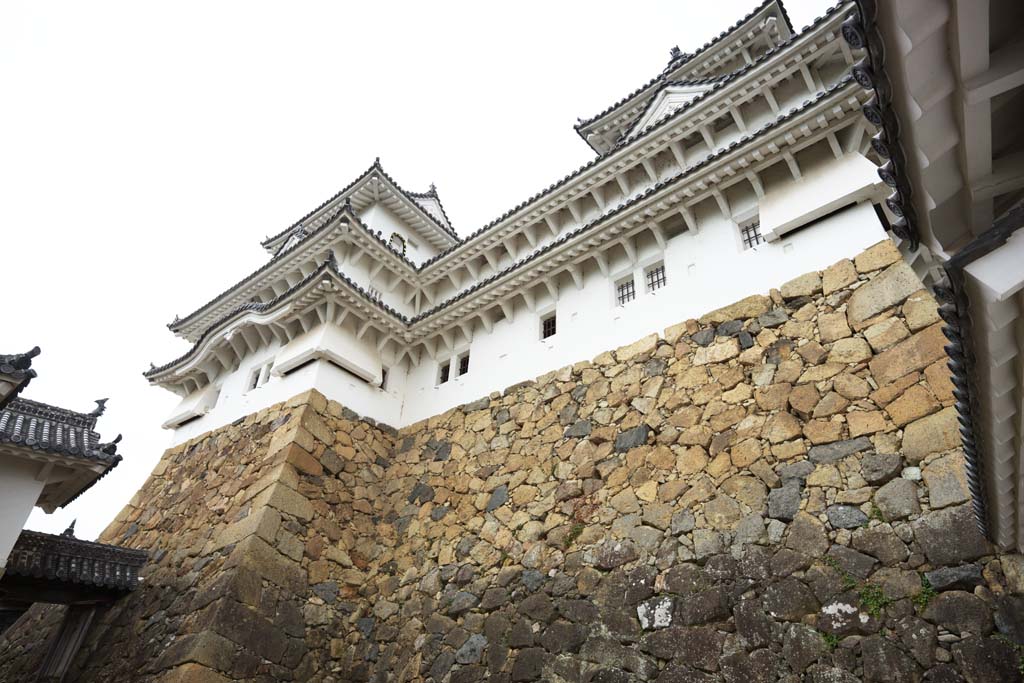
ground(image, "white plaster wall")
xmin=167 ymin=200 xmax=886 ymax=442
xmin=399 ymin=201 xmax=886 ymax=425
xmin=0 ymin=457 xmax=46 ymax=568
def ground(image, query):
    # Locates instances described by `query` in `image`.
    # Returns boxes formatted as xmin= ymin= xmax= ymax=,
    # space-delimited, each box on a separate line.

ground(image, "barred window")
xmin=646 ymin=264 xmax=667 ymax=292
xmin=438 ymin=362 xmax=450 ymax=385
xmin=616 ymin=278 xmax=636 ymax=306
xmin=458 ymin=352 xmax=470 ymax=376
xmin=381 ymin=367 xmax=388 ymax=390
xmin=541 ymin=314 xmax=557 ymax=339
xmin=741 ymin=219 xmax=764 ymax=249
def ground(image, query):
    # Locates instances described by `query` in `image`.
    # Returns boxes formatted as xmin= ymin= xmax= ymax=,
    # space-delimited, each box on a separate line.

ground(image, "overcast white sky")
xmin=3 ymin=0 xmax=832 ymax=541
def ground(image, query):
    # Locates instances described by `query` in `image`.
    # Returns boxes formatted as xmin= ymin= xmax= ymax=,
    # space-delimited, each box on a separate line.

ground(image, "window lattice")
xmin=542 ymin=315 xmax=556 ymax=339
xmin=458 ymin=353 xmax=470 ymax=376
xmin=646 ymin=264 xmax=666 ymax=292
xmin=741 ymin=220 xmax=764 ymax=249
xmin=616 ymin=278 xmax=636 ymax=306
xmin=439 ymin=363 xmax=450 ymax=384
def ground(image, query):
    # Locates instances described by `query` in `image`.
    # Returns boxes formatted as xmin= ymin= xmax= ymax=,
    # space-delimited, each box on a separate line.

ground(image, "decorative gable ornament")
xmin=627 ymin=82 xmax=713 ymax=137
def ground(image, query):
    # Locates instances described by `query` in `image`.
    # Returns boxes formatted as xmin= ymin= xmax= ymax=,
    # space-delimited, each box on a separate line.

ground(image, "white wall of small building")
xmin=0 ymin=457 xmax=47 ymax=569
xmin=359 ymin=203 xmax=439 ymax=266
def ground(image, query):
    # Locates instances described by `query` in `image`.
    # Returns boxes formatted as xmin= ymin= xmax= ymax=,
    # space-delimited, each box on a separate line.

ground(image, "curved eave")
xmin=147 ymin=259 xmax=410 ymax=385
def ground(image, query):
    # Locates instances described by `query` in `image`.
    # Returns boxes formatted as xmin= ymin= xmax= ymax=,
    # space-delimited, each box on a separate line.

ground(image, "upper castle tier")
xmin=147 ymin=0 xmax=913 ymax=440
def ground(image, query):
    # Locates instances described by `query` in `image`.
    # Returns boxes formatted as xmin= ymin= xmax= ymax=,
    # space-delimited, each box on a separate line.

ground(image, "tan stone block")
xmin=679 ymin=474 xmax=716 ymax=507
xmin=922 ymin=451 xmax=971 ymax=509
xmin=828 ymin=338 xmax=872 ymax=364
xmin=788 ymin=383 xmax=820 ymax=418
xmin=902 ymin=406 xmax=960 ymax=463
xmin=730 ymin=438 xmax=762 ymax=468
xmin=512 ymin=485 xmax=539 ymax=505
xmin=636 ymin=480 xmax=658 ymax=503
xmin=775 ymin=358 xmax=803 ymax=383
xmin=721 ymin=475 xmax=767 ymax=510
xmin=755 ymin=382 xmax=792 ymax=411
xmin=616 ymin=333 xmax=659 ymax=362
xmin=157 ymin=663 xmax=232 ymax=683
xmin=772 ymin=438 xmax=806 ymax=460
xmin=765 ymin=412 xmax=802 ymax=444
xmin=823 ymin=259 xmax=858 ymax=294
xmin=211 ymin=507 xmax=282 ymax=552
xmin=707 ymin=451 xmax=732 ymax=479
xmin=797 ymin=363 xmax=844 ymax=384
xmin=1000 ymin=554 xmax=1024 ymax=594
xmin=924 ymin=359 xmax=955 ymax=404
xmin=253 ymin=482 xmax=314 ymax=521
xmin=864 ymin=317 xmax=910 ymax=352
xmin=855 ymin=239 xmax=902 ymax=273
xmin=836 ymin=486 xmax=874 ymax=504
xmin=677 ymin=425 xmax=713 ymax=448
xmin=818 ymin=311 xmax=852 ymax=343
xmin=904 ymin=289 xmax=940 ymax=331
xmin=869 ymin=371 xmax=920 ymax=407
xmin=676 ymin=446 xmax=709 ymax=476
xmin=699 ymin=294 xmax=772 ymax=325
xmin=664 ymin=321 xmax=690 ymax=345
xmin=722 ymin=383 xmax=752 ymax=404
xmin=693 ymin=338 xmax=740 ymax=366
xmin=281 ymin=442 xmax=323 ymax=476
xmin=646 ymin=445 xmax=676 ymax=470
xmin=869 ymin=323 xmax=948 ymax=386
xmin=659 ymin=479 xmax=688 ymax=502
xmin=226 ymin=535 xmax=306 ymax=594
xmin=804 ymin=419 xmax=843 ymax=444
xmin=848 ymin=261 xmax=922 ymax=327
xmin=807 ymin=464 xmax=842 ymax=487
xmin=813 ymin=392 xmax=850 ymax=418
xmin=783 ymin=321 xmax=817 ymax=341
xmin=609 ymin=489 xmax=640 ymax=514
xmin=884 ymin=384 xmax=939 ymax=427
xmin=781 ymin=271 xmax=823 ymax=299
xmin=703 ymin=495 xmax=742 ymax=529
xmin=847 ymin=410 xmax=887 ymax=437
xmin=677 ymin=365 xmax=710 ymax=388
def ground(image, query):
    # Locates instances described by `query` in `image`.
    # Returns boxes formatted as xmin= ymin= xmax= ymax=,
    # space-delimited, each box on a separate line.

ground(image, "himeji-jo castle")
xmin=147 ymin=0 xmax=903 ymax=439
xmin=8 ymin=0 xmax=1024 ymax=680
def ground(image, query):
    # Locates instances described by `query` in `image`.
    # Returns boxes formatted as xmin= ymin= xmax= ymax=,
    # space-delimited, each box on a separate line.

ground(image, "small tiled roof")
xmin=0 ymin=397 xmax=122 ymax=466
xmin=0 ymin=348 xmax=40 ymax=411
xmin=4 ymin=528 xmax=146 ymax=592
xmin=260 ymin=159 xmax=460 ymax=250
xmin=574 ymin=0 xmax=796 ymax=133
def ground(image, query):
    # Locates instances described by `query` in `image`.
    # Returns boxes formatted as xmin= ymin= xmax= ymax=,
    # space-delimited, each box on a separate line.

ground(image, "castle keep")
xmin=5 ymin=0 xmax=1024 ymax=680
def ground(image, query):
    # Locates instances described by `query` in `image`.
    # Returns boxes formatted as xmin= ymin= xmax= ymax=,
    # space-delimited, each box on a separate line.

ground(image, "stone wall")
xmin=2 ymin=239 xmax=1024 ymax=682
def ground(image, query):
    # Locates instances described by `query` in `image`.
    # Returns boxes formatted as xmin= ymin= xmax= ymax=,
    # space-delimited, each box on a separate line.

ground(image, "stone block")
xmin=226 ymin=535 xmax=307 ymax=595
xmin=699 ymin=294 xmax=771 ymax=325
xmin=903 ymin=289 xmax=940 ymax=331
xmin=847 ymin=261 xmax=922 ymax=327
xmin=818 ymin=311 xmax=852 ymax=342
xmin=874 ymin=478 xmax=920 ymax=521
xmin=156 ymin=664 xmax=233 ymax=683
xmin=693 ymin=338 xmax=740 ymax=366
xmin=854 ymin=239 xmax=902 ymax=273
xmin=864 ymin=316 xmax=910 ymax=352
xmin=822 ymin=258 xmax=858 ymax=294
xmin=211 ymin=507 xmax=282 ymax=552
xmin=902 ymin=407 xmax=960 ymax=463
xmin=828 ymin=337 xmax=872 ymax=364
xmin=922 ymin=452 xmax=971 ymax=509
xmin=781 ymin=271 xmax=822 ymax=299
xmin=252 ymin=481 xmax=314 ymax=521
xmin=616 ymin=334 xmax=659 ymax=362
xmin=912 ymin=504 xmax=990 ymax=565
xmin=884 ymin=384 xmax=940 ymax=427
xmin=869 ymin=323 xmax=947 ymax=386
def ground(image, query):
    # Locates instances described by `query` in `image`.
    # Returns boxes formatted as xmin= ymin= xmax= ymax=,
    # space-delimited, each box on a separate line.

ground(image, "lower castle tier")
xmin=3 ymin=240 xmax=1022 ymax=681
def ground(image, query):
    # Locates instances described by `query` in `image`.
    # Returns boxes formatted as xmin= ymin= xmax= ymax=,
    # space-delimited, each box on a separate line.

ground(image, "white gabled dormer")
xmin=625 ymin=82 xmax=714 ymax=138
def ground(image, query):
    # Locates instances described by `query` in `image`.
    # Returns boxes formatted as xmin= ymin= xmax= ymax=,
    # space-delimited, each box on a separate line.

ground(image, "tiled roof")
xmin=0 ymin=347 xmax=40 ymax=410
xmin=150 ymin=76 xmax=858 ymax=382
xmin=4 ymin=528 xmax=146 ymax=592
xmin=574 ymin=0 xmax=796 ymax=133
xmin=260 ymin=159 xmax=460 ymax=250
xmin=0 ymin=397 xmax=122 ymax=467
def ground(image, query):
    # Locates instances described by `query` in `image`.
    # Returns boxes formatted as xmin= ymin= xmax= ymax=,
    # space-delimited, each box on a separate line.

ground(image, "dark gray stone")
xmin=861 ymin=452 xmax=903 ymax=485
xmin=952 ymin=637 xmax=1021 ymax=683
xmin=738 ymin=330 xmax=754 ymax=349
xmin=692 ymin=328 xmax=716 ymax=346
xmin=430 ymin=505 xmax=449 ymax=521
xmin=564 ymin=420 xmax=592 ymax=438
xmin=542 ymin=620 xmax=587 ymax=654
xmin=924 ymin=564 xmax=984 ymax=592
xmin=720 ymin=649 xmax=774 ymax=683
xmin=558 ymin=599 xmax=599 ymax=624
xmin=923 ymin=664 xmax=967 ymax=683
xmin=716 ymin=320 xmax=743 ymax=337
xmin=486 ymin=484 xmax=509 ymax=512
xmin=734 ymin=599 xmax=772 ymax=649
xmin=656 ymin=662 xmax=721 ymax=682
xmin=447 ymin=591 xmax=479 ymax=616
xmin=778 ymin=461 xmax=815 ymax=482
xmin=913 ymin=505 xmax=990 ymax=565
xmin=861 ymin=635 xmax=920 ymax=682
xmin=645 ymin=358 xmax=667 ymax=376
xmin=455 ymin=634 xmax=487 ymax=664
xmin=509 ymin=618 xmax=534 ymax=648
xmin=674 ymin=587 xmax=731 ymax=625
xmin=429 ymin=650 xmax=456 ymax=681
xmin=808 ymin=436 xmax=873 ymax=464
xmin=663 ymin=563 xmax=709 ymax=595
xmin=806 ymin=666 xmax=859 ymax=683
xmin=897 ymin=615 xmax=937 ymax=667
xmin=519 ymin=592 xmax=554 ymax=622
xmin=581 ymin=636 xmax=657 ymax=678
xmin=615 ymin=424 xmax=651 ymax=452
xmin=479 ymin=587 xmax=509 ymax=611
xmin=875 ymin=478 xmax=921 ymax=521
xmin=826 ymin=544 xmax=877 ymax=579
xmin=758 ymin=309 xmax=789 ymax=328
xmin=595 ymin=540 xmax=639 ymax=570
xmin=521 ymin=569 xmax=546 ymax=592
xmin=762 ymin=578 xmax=819 ymax=621
xmin=923 ymin=591 xmax=993 ymax=636
xmin=768 ymin=481 xmax=802 ymax=521
xmin=852 ymin=525 xmax=909 ymax=565
xmin=511 ymin=647 xmax=546 ymax=681
xmin=782 ymin=623 xmax=825 ymax=671
xmin=994 ymin=595 xmax=1024 ymax=644
xmin=408 ymin=482 xmax=435 ymax=505
xmin=311 ymin=581 xmax=338 ymax=604
xmin=826 ymin=504 xmax=868 ymax=529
